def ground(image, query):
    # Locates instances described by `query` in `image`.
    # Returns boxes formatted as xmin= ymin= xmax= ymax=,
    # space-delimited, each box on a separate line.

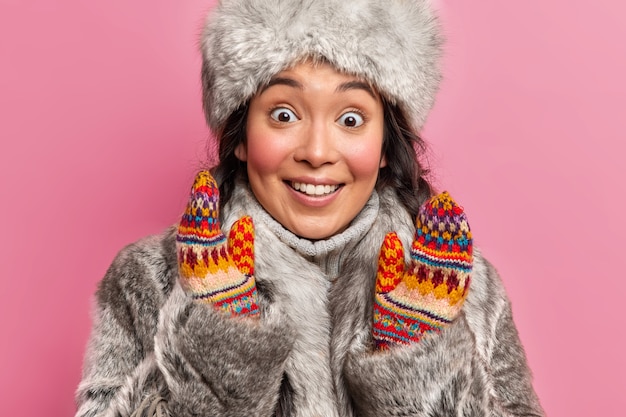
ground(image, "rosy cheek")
xmin=343 ymin=137 xmax=384 ymax=178
xmin=245 ymin=133 xmax=286 ymax=176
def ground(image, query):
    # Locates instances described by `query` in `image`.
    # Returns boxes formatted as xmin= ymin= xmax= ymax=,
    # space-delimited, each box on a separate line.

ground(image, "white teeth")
xmin=292 ymin=182 xmax=338 ymax=196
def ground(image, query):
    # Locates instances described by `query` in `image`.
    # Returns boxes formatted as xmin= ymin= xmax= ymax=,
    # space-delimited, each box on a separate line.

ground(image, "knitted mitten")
xmin=176 ymin=171 xmax=259 ymax=318
xmin=373 ymin=192 xmax=473 ymax=350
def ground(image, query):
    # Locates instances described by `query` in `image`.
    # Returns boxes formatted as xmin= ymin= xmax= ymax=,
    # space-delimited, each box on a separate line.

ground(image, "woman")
xmin=75 ymin=0 xmax=545 ymax=416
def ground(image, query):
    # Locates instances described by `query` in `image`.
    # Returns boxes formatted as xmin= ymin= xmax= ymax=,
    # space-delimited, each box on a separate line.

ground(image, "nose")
xmin=293 ymin=121 xmax=339 ymax=168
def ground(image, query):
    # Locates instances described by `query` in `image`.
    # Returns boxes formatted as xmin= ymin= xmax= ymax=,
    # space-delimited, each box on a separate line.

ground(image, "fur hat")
xmin=200 ymin=0 xmax=443 ymax=133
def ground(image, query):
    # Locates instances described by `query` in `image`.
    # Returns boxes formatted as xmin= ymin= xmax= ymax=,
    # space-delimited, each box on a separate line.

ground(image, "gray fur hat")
xmin=200 ymin=0 xmax=443 ymax=133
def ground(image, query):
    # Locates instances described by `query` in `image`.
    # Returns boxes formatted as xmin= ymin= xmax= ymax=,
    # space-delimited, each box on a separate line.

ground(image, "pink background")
xmin=1 ymin=0 xmax=624 ymax=415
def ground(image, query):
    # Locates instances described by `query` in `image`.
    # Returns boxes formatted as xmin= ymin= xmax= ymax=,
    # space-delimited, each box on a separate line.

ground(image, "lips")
xmin=290 ymin=181 xmax=339 ymax=196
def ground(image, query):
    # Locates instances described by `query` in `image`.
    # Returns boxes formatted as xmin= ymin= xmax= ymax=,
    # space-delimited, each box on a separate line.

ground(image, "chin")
xmin=297 ymin=231 xmax=333 ymax=241
xmin=290 ymin=222 xmax=345 ymax=241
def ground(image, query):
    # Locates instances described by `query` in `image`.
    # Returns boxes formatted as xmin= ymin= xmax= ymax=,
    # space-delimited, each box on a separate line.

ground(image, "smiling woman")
xmin=74 ymin=1 xmax=545 ymax=416
xmin=239 ymin=61 xmax=386 ymax=240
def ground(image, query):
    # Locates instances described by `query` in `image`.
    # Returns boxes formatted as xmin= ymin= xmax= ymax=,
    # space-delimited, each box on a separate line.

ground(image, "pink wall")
xmin=1 ymin=0 xmax=624 ymax=415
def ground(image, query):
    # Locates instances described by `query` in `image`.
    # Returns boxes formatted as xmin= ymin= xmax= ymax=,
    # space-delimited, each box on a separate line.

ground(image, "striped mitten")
xmin=176 ymin=170 xmax=259 ymax=318
xmin=373 ymin=192 xmax=473 ymax=350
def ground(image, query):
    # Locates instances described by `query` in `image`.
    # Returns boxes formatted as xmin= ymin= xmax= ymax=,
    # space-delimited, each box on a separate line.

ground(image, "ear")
xmin=379 ymin=154 xmax=387 ymax=168
xmin=234 ymin=143 xmax=248 ymax=161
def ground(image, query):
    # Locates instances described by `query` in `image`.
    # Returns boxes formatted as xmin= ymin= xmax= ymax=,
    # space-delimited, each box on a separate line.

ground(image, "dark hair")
xmin=378 ymin=98 xmax=432 ymax=218
xmin=209 ymin=103 xmax=249 ymax=208
xmin=210 ymin=98 xmax=432 ymax=220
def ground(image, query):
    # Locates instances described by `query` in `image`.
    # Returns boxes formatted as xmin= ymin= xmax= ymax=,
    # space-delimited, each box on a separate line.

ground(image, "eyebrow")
xmin=260 ymin=77 xmax=377 ymax=99
xmin=260 ymin=77 xmax=303 ymax=93
xmin=335 ymin=81 xmax=377 ymax=99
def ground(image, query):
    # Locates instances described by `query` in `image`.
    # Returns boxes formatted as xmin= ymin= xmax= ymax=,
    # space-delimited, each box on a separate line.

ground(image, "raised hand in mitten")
xmin=176 ymin=170 xmax=259 ymax=318
xmin=373 ymin=192 xmax=473 ymax=350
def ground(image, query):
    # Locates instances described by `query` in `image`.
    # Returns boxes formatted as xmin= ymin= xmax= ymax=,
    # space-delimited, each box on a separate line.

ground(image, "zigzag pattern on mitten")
xmin=373 ymin=192 xmax=472 ymax=350
xmin=176 ymin=171 xmax=259 ymax=317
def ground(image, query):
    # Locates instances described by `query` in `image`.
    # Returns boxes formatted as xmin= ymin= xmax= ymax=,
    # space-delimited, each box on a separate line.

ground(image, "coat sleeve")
xmin=75 ymin=232 xmax=294 ymax=417
xmin=154 ymin=282 xmax=294 ymax=417
xmin=343 ymin=255 xmax=545 ymax=417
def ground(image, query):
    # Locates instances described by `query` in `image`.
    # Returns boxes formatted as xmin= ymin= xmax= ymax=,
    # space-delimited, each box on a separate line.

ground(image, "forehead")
xmin=260 ymin=60 xmax=379 ymax=99
xmin=275 ymin=60 xmax=358 ymax=80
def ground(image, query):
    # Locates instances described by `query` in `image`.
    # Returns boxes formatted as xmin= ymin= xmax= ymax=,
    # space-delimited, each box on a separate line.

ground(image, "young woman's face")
xmin=236 ymin=61 xmax=385 ymax=240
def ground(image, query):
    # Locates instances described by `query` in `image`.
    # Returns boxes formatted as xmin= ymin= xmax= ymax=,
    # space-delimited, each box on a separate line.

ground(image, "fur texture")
xmin=75 ymin=185 xmax=544 ymax=417
xmin=201 ymin=0 xmax=443 ymax=132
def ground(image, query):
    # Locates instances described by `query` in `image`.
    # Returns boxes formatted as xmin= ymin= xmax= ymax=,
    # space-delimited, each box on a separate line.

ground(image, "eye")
xmin=337 ymin=111 xmax=364 ymax=128
xmin=270 ymin=107 xmax=298 ymax=123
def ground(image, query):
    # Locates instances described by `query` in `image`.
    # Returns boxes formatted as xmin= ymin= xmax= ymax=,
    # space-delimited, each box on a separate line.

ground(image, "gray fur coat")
xmin=75 ymin=185 xmax=544 ymax=417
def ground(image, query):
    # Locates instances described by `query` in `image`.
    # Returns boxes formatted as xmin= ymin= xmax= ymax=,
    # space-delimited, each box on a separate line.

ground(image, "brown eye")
xmin=338 ymin=111 xmax=364 ymax=127
xmin=270 ymin=107 xmax=298 ymax=123
xmin=344 ymin=116 xmax=357 ymax=126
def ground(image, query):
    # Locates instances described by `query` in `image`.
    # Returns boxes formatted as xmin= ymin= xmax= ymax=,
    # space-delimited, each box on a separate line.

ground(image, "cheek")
xmin=344 ymin=137 xmax=385 ymax=181
xmin=245 ymin=131 xmax=288 ymax=177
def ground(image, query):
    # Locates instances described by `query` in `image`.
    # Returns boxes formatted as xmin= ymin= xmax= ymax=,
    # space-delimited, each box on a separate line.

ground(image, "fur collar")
xmin=222 ymin=184 xmax=415 ymax=416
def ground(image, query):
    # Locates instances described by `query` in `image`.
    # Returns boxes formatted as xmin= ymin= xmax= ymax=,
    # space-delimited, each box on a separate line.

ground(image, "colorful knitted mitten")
xmin=373 ymin=192 xmax=473 ymax=350
xmin=176 ymin=171 xmax=259 ymax=318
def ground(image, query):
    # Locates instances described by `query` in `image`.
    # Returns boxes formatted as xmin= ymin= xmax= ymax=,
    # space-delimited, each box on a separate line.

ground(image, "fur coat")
xmin=75 ymin=184 xmax=545 ymax=417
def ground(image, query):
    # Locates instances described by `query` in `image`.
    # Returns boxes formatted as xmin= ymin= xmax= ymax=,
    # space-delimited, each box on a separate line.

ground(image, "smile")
xmin=290 ymin=181 xmax=339 ymax=196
